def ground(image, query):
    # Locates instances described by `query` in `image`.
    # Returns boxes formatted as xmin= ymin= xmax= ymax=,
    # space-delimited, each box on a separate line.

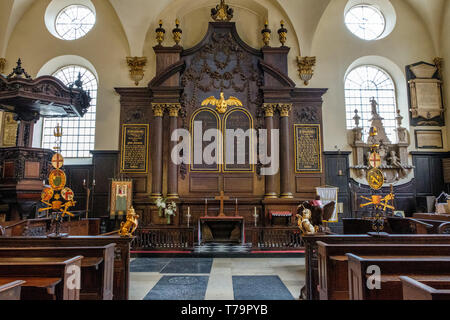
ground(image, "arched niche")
xmin=190 ymin=108 xmax=221 ymax=172
xmin=223 ymin=107 xmax=255 ymax=172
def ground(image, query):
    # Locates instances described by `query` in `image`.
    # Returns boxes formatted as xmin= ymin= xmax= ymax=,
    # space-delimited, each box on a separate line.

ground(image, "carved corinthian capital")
xmin=262 ymin=103 xmax=277 ymax=117
xmin=166 ymin=103 xmax=182 ymax=117
xmin=278 ymin=104 xmax=292 ymax=117
xmin=152 ymin=103 xmax=165 ymax=117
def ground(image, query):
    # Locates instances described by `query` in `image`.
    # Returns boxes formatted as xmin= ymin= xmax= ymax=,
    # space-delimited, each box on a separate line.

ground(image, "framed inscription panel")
xmin=295 ymin=124 xmax=323 ymax=173
xmin=120 ymin=124 xmax=149 ymax=173
xmin=415 ymin=130 xmax=443 ymax=149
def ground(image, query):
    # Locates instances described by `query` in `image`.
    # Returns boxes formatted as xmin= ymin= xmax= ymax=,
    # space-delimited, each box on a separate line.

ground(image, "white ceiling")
xmin=0 ymin=0 xmax=446 ymax=56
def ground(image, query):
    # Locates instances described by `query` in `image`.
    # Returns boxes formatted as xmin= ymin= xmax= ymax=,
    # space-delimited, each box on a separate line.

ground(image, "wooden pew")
xmin=0 ymin=280 xmax=25 ymax=300
xmin=0 ymin=277 xmax=62 ymax=300
xmin=401 ymin=276 xmax=450 ymax=300
xmin=347 ymin=254 xmax=450 ymax=300
xmin=0 ymin=256 xmax=83 ymax=300
xmin=0 ymin=245 xmax=115 ymax=300
xmin=302 ymin=234 xmax=450 ymax=300
xmin=317 ymin=242 xmax=450 ymax=300
xmin=0 ymin=236 xmax=133 ymax=300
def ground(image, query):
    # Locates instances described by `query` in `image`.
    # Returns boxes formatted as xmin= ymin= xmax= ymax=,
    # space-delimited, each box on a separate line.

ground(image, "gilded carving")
xmin=211 ymin=0 xmax=234 ymax=22
xmin=126 ymin=57 xmax=147 ymax=86
xmin=261 ymin=21 xmax=271 ymax=47
xmin=167 ymin=103 xmax=182 ymax=117
xmin=278 ymin=104 xmax=292 ymax=117
xmin=297 ymin=56 xmax=316 ymax=85
xmin=2 ymin=112 xmax=18 ymax=147
xmin=155 ymin=20 xmax=166 ymax=45
xmin=262 ymin=104 xmax=276 ymax=117
xmin=152 ymin=103 xmax=165 ymax=117
xmin=172 ymin=19 xmax=182 ymax=45
xmin=278 ymin=21 xmax=288 ymax=46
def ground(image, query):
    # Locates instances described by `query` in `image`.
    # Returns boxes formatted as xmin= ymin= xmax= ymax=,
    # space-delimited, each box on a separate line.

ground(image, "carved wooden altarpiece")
xmin=115 ymin=12 xmax=327 ymax=242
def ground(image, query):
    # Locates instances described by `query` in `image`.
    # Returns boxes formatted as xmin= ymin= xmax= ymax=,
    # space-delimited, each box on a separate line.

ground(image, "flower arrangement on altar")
xmin=155 ymin=198 xmax=177 ymax=224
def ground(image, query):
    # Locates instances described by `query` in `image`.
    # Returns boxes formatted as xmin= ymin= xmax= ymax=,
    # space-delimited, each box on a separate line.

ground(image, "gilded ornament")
xmin=278 ymin=21 xmax=288 ymax=46
xmin=152 ymin=104 xmax=165 ymax=117
xmin=297 ymin=56 xmax=316 ymax=85
xmin=278 ymin=104 xmax=292 ymax=117
xmin=155 ymin=20 xmax=166 ymax=45
xmin=201 ymin=92 xmax=243 ymax=114
xmin=51 ymin=153 xmax=64 ymax=169
xmin=211 ymin=0 xmax=234 ymax=22
xmin=126 ymin=57 xmax=147 ymax=86
xmin=167 ymin=104 xmax=181 ymax=117
xmin=366 ymin=168 xmax=384 ymax=190
xmin=119 ymin=207 xmax=140 ymax=237
xmin=261 ymin=21 xmax=271 ymax=47
xmin=262 ymin=104 xmax=276 ymax=117
xmin=49 ymin=169 xmax=67 ymax=191
xmin=172 ymin=19 xmax=182 ymax=46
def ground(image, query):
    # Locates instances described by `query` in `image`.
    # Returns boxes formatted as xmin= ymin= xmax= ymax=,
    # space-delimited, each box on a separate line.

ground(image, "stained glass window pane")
xmin=42 ymin=66 xmax=97 ymax=159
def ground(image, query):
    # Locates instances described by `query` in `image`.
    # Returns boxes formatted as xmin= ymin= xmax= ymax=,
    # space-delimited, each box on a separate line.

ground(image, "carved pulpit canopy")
xmin=0 ymin=59 xmax=91 ymax=122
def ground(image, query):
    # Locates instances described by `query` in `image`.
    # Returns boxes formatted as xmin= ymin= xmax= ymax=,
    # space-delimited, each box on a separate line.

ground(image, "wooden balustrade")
xmin=250 ymin=227 xmax=304 ymax=250
xmin=132 ymin=227 xmax=195 ymax=251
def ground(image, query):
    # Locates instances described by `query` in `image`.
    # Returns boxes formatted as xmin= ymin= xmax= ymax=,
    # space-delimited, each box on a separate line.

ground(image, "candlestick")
xmin=187 ymin=207 xmax=191 ymax=228
xmin=235 ymin=198 xmax=238 ymax=217
xmin=253 ymin=207 xmax=258 ymax=227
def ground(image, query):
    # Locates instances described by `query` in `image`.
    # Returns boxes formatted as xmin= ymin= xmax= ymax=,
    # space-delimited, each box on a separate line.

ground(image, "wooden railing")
xmin=132 ymin=227 xmax=195 ymax=251
xmin=250 ymin=227 xmax=304 ymax=250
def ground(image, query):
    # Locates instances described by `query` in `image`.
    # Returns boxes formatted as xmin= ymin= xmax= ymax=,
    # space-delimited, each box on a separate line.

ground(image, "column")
xmin=278 ymin=103 xmax=293 ymax=199
xmin=167 ymin=103 xmax=181 ymax=199
xmin=262 ymin=104 xmax=277 ymax=199
xmin=151 ymin=103 xmax=164 ymax=198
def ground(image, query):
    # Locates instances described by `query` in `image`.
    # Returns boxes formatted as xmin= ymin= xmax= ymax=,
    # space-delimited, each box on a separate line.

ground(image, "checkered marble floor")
xmin=129 ymin=257 xmax=305 ymax=300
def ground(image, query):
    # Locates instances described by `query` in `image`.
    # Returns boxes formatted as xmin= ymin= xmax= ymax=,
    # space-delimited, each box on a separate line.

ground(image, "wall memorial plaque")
xmin=415 ymin=130 xmax=443 ymax=149
xmin=295 ymin=124 xmax=322 ymax=173
xmin=121 ymin=124 xmax=149 ymax=173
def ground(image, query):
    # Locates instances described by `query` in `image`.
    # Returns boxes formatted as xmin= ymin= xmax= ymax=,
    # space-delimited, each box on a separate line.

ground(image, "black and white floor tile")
xmin=130 ymin=257 xmax=305 ymax=300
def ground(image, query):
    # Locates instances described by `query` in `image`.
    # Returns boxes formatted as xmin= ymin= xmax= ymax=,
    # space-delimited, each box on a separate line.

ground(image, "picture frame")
xmin=109 ymin=180 xmax=133 ymax=219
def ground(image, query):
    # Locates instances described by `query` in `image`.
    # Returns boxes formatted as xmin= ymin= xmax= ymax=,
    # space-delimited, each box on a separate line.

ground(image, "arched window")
xmin=42 ymin=65 xmax=97 ymax=158
xmin=345 ymin=65 xmax=397 ymax=142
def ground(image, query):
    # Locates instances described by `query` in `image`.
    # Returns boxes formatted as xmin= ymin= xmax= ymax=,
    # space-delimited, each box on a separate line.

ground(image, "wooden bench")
xmin=0 ymin=277 xmax=62 ymax=300
xmin=302 ymin=234 xmax=450 ymax=300
xmin=0 ymin=256 xmax=83 ymax=300
xmin=0 ymin=280 xmax=25 ymax=300
xmin=347 ymin=254 xmax=450 ymax=300
xmin=317 ymin=242 xmax=450 ymax=300
xmin=400 ymin=276 xmax=450 ymax=300
xmin=0 ymin=236 xmax=133 ymax=300
xmin=0 ymin=245 xmax=115 ymax=300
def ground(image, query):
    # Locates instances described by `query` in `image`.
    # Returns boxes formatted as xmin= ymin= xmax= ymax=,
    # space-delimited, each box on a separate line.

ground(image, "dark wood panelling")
xmin=223 ymin=176 xmax=253 ymax=193
xmin=91 ymin=151 xmax=119 ymax=218
xmin=324 ymin=151 xmax=351 ymax=234
xmin=65 ymin=165 xmax=93 ymax=213
xmin=412 ymin=152 xmax=449 ymax=196
xmin=296 ymin=177 xmax=321 ymax=193
xmin=189 ymin=176 xmax=220 ymax=193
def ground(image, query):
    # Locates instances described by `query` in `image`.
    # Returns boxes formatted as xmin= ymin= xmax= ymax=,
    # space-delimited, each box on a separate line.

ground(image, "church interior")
xmin=1 ymin=0 xmax=450 ymax=303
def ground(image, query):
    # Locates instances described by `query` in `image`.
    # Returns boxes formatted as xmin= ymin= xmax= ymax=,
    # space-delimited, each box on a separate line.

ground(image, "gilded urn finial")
xmin=172 ymin=19 xmax=182 ymax=46
xmin=211 ymin=0 xmax=234 ymax=22
xmin=261 ymin=20 xmax=271 ymax=47
xmin=278 ymin=20 xmax=288 ymax=46
xmin=155 ymin=20 xmax=166 ymax=46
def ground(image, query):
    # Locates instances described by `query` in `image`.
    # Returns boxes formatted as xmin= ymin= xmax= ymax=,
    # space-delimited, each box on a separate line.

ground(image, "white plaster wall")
xmin=2 ymin=0 xmax=443 ymax=157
